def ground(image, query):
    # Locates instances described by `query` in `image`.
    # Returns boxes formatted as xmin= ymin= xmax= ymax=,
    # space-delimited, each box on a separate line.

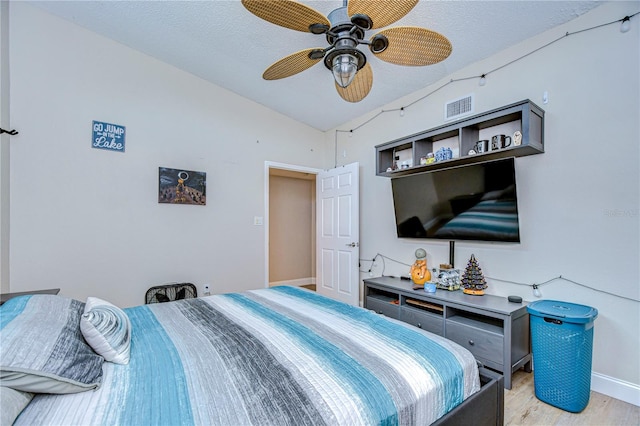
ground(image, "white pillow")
xmin=80 ymin=297 xmax=131 ymax=365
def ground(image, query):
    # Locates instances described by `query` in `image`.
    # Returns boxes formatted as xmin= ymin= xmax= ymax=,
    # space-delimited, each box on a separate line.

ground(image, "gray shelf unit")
xmin=364 ymin=276 xmax=532 ymax=389
xmin=375 ymin=99 xmax=544 ymax=177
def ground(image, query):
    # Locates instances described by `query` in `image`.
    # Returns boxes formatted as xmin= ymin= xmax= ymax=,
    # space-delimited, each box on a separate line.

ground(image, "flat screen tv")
xmin=391 ymin=157 xmax=520 ymax=242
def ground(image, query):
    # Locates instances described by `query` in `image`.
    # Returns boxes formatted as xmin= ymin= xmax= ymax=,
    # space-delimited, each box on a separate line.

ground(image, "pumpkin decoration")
xmin=410 ymin=248 xmax=431 ymax=285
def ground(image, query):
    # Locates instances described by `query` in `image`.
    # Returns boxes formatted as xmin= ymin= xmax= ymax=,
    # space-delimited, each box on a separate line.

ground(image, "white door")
xmin=316 ymin=162 xmax=359 ymax=305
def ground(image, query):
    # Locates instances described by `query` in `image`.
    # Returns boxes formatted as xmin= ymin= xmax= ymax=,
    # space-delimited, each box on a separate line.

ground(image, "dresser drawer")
xmin=446 ymin=320 xmax=503 ymax=367
xmin=400 ymin=307 xmax=444 ymax=336
xmin=366 ymin=297 xmax=400 ymax=319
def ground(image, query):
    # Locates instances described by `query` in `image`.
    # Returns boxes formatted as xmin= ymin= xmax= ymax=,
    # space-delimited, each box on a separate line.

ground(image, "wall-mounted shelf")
xmin=375 ymin=100 xmax=544 ymax=177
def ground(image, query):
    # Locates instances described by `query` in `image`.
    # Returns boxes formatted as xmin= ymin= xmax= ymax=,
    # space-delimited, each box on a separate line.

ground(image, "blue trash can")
xmin=527 ymin=300 xmax=598 ymax=413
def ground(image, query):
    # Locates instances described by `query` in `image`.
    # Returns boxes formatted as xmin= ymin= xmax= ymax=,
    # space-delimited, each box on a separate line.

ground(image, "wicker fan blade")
xmin=263 ymin=48 xmax=323 ymax=80
xmin=348 ymin=0 xmax=418 ymax=29
xmin=371 ymin=26 xmax=451 ymax=66
xmin=242 ymin=0 xmax=330 ymax=33
xmin=335 ymin=62 xmax=373 ymax=103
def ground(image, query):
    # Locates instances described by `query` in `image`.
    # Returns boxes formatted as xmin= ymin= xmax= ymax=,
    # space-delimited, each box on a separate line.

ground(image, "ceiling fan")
xmin=241 ymin=0 xmax=452 ymax=103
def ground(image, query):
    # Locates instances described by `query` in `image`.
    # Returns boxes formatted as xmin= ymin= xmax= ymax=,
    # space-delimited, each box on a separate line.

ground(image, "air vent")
xmin=445 ymin=94 xmax=474 ymax=120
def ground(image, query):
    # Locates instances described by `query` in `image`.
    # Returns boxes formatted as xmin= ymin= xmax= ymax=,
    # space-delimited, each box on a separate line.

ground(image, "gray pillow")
xmin=0 ymin=295 xmax=104 ymax=394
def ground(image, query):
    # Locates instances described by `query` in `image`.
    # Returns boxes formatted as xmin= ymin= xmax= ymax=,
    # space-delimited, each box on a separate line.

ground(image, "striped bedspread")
xmin=16 ymin=286 xmax=480 ymax=425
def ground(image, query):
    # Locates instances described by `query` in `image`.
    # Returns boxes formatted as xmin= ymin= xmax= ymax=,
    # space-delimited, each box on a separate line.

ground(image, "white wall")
xmin=0 ymin=0 xmax=10 ymax=293
xmin=7 ymin=3 xmax=325 ymax=307
xmin=328 ymin=2 xmax=639 ymax=402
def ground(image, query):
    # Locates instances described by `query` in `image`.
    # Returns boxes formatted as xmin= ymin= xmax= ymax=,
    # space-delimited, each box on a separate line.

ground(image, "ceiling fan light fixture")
xmin=370 ymin=34 xmax=389 ymax=54
xmin=308 ymin=49 xmax=326 ymax=60
xmin=332 ymin=53 xmax=359 ymax=88
xmin=350 ymin=13 xmax=373 ymax=30
xmin=309 ymin=23 xmax=330 ymax=34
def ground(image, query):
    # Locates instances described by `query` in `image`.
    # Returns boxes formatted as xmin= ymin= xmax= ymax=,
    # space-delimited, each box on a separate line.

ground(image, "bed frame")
xmin=434 ymin=367 xmax=505 ymax=426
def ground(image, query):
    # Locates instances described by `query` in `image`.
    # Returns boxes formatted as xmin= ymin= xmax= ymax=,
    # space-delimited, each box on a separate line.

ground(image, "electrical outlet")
xmin=203 ymin=284 xmax=211 ymax=296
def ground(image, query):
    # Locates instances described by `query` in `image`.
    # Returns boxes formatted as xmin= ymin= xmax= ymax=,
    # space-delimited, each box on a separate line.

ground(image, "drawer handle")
xmin=468 ymin=339 xmax=475 ymax=346
xmin=417 ymin=323 xmax=422 ymax=329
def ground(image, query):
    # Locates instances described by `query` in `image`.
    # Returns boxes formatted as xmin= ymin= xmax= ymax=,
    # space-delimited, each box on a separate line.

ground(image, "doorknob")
xmin=346 ymin=242 xmax=359 ymax=247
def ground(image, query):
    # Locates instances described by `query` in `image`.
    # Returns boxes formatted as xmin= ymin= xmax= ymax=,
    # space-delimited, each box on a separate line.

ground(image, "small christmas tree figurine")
xmin=461 ymin=254 xmax=487 ymax=295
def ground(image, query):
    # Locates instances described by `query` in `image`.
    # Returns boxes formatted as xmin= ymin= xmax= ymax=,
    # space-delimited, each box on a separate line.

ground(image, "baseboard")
xmin=269 ymin=277 xmax=315 ymax=287
xmin=592 ymin=372 xmax=640 ymax=407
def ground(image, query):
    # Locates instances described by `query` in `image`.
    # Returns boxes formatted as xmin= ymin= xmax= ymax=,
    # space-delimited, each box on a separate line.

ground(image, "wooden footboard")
xmin=433 ymin=367 xmax=504 ymax=426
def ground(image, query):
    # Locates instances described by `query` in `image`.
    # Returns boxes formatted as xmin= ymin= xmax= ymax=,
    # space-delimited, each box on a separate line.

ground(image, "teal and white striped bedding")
xmin=16 ymin=287 xmax=480 ymax=425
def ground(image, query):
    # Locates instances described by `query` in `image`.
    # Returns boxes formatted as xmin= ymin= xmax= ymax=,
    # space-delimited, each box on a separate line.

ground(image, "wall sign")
xmin=92 ymin=120 xmax=125 ymax=153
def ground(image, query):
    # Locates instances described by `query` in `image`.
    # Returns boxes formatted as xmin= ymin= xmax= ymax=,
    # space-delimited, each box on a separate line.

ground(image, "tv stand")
xmin=363 ymin=276 xmax=531 ymax=389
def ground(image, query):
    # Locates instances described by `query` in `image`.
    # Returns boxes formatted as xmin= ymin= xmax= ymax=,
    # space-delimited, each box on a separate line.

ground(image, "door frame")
xmin=263 ymin=161 xmax=322 ymax=288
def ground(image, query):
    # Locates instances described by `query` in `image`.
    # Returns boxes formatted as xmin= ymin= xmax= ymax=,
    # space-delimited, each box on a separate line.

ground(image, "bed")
xmin=0 ymin=286 xmax=503 ymax=425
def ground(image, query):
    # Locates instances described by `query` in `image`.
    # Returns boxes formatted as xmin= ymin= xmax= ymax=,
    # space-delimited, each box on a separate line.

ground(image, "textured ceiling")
xmin=31 ymin=0 xmax=603 ymax=131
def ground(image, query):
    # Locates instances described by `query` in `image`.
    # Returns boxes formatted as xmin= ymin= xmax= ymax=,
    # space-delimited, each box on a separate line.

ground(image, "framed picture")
xmin=158 ymin=167 xmax=206 ymax=205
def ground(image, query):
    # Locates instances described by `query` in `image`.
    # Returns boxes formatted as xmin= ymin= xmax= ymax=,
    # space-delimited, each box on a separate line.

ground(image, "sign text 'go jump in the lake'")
xmin=92 ymin=120 xmax=125 ymax=153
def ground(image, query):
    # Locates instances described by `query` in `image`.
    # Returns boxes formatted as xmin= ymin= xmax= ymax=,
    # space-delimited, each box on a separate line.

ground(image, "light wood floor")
xmin=505 ymin=370 xmax=639 ymax=425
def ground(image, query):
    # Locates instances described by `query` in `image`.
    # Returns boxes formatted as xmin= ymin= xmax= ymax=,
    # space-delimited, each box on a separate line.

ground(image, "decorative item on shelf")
xmin=420 ymin=156 xmax=428 ymax=165
xmin=461 ymin=254 xmax=488 ymax=295
xmin=434 ymin=147 xmax=453 ymax=162
xmin=400 ymin=160 xmax=412 ymax=169
xmin=432 ymin=266 xmax=461 ymax=291
xmin=410 ymin=248 xmax=431 ymax=285
xmin=513 ymin=130 xmax=523 ymax=146
xmin=491 ymin=134 xmax=512 ymax=151
xmin=424 ymin=282 xmax=437 ymax=293
xmin=474 ymin=140 xmax=489 ymax=154
xmin=392 ymin=154 xmax=400 ymax=170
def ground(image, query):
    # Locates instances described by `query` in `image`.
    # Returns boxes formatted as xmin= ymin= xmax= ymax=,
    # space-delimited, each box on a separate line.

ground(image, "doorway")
xmin=264 ymin=161 xmax=360 ymax=306
xmin=265 ymin=163 xmax=319 ymax=291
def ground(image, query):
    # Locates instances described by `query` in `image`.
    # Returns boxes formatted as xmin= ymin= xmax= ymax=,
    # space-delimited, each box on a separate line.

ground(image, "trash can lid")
xmin=527 ymin=299 xmax=598 ymax=323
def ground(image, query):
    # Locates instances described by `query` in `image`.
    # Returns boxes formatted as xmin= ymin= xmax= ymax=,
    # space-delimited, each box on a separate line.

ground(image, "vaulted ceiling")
xmin=31 ymin=1 xmax=603 ymax=131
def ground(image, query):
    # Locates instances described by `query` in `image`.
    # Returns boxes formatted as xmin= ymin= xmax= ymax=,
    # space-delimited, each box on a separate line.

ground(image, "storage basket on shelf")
xmin=145 ymin=283 xmax=197 ymax=304
xmin=527 ymin=300 xmax=598 ymax=413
